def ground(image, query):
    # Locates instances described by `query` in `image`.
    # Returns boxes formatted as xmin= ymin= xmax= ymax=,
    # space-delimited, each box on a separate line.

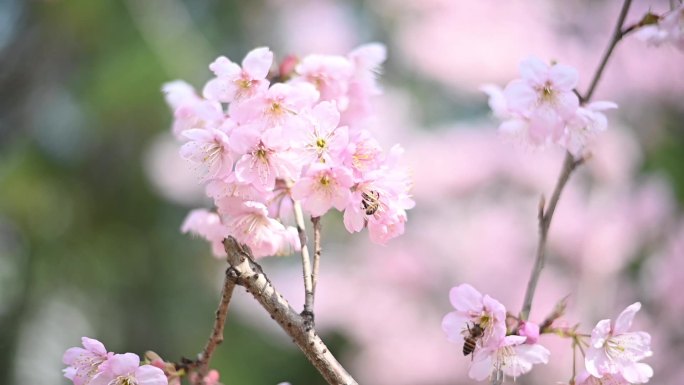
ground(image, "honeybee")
xmin=463 ymin=323 xmax=484 ymax=357
xmin=361 ymin=190 xmax=381 ymax=215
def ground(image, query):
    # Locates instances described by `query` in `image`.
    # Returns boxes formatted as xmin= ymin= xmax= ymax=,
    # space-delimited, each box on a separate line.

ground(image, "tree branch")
xmin=582 ymin=0 xmax=633 ymax=102
xmin=311 ymin=216 xmax=322 ymax=299
xmin=223 ymin=237 xmax=358 ymax=385
xmin=293 ymin=200 xmax=315 ymax=325
xmin=187 ymin=266 xmax=237 ymax=384
xmin=520 ymin=152 xmax=584 ymax=321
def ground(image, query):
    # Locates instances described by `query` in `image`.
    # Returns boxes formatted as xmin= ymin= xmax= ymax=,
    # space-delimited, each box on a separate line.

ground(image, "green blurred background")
xmin=1 ymin=1 xmax=683 ymax=385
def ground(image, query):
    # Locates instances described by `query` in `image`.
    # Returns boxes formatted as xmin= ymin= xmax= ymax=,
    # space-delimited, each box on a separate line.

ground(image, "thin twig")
xmin=520 ymin=153 xmax=583 ymax=321
xmin=583 ymin=0 xmax=633 ymax=102
xmin=223 ymin=237 xmax=358 ymax=385
xmin=191 ymin=266 xmax=237 ymax=383
xmin=519 ymin=0 xmax=633 ymax=321
xmin=311 ymin=216 xmax=322 ymax=298
xmin=293 ymin=200 xmax=315 ymax=325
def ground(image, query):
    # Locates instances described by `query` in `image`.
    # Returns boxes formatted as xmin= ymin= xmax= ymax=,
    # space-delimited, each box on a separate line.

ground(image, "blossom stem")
xmin=293 ymin=200 xmax=315 ymax=326
xmin=570 ymin=340 xmax=578 ymax=385
xmin=583 ymin=0 xmax=633 ymax=102
xmin=223 ymin=237 xmax=358 ymax=385
xmin=311 ymin=216 xmax=322 ymax=300
xmin=190 ymin=266 xmax=237 ymax=383
xmin=521 ymin=152 xmax=585 ymax=321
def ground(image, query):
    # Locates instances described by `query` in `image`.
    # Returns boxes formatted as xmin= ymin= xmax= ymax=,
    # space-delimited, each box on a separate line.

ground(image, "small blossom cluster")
xmin=163 ymin=44 xmax=414 ymax=258
xmin=442 ymin=285 xmax=653 ymax=384
xmin=62 ymin=337 xmax=169 ymax=385
xmin=482 ymin=57 xmax=617 ymax=157
xmin=441 ymin=284 xmax=550 ymax=382
xmin=636 ymin=4 xmax=684 ymax=51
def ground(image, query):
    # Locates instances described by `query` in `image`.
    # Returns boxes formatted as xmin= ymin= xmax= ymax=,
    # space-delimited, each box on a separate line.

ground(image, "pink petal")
xmin=109 ymin=353 xmax=140 ymax=376
xmin=441 ymin=312 xmax=468 ymax=343
xmin=591 ymin=319 xmax=612 ymax=348
xmin=621 ymin=362 xmax=653 ymax=384
xmin=469 ymin=350 xmax=494 ymax=381
xmin=203 ymin=77 xmax=236 ymax=103
xmin=503 ymin=80 xmax=536 ymax=114
xmin=242 ymin=47 xmax=273 ymax=80
xmin=519 ymin=57 xmax=549 ymax=85
xmin=585 ymin=346 xmax=610 ymax=378
xmin=554 ymin=90 xmax=580 ymax=118
xmin=448 ymin=284 xmax=483 ymax=313
xmin=62 ymin=347 xmax=86 ymax=365
xmin=135 ymin=365 xmax=170 ymax=385
xmin=613 ymin=302 xmax=640 ymax=334
xmin=209 ymin=56 xmax=241 ymax=77
xmin=549 ymin=63 xmax=579 ymax=90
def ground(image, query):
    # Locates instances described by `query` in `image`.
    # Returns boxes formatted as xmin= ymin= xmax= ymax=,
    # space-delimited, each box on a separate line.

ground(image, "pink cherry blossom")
xmin=503 ymin=56 xmax=580 ymax=144
xmin=562 ymin=101 xmax=618 ymax=157
xmin=636 ymin=5 xmax=684 ymax=51
xmin=181 ymin=209 xmax=229 ymax=258
xmin=219 ymin=198 xmax=299 ymax=258
xmin=189 ymin=369 xmax=222 ymax=385
xmin=344 ymin=129 xmax=384 ymax=180
xmin=62 ymin=337 xmax=112 ymax=385
xmin=180 ymin=128 xmax=233 ymax=181
xmin=290 ymin=101 xmax=349 ymax=165
xmin=292 ymin=53 xmax=354 ymax=108
xmin=343 ymin=43 xmax=386 ymax=124
xmin=468 ymin=335 xmax=550 ymax=381
xmin=441 ymin=284 xmax=507 ymax=350
xmin=203 ymin=47 xmax=273 ymax=102
xmin=229 ymin=82 xmax=319 ymax=127
xmin=231 ymin=125 xmax=300 ymax=192
xmin=585 ymin=302 xmax=653 ymax=384
xmin=162 ymin=81 xmax=224 ymax=139
xmin=89 ymin=353 xmax=168 ymax=385
xmin=291 ymin=163 xmax=353 ymax=217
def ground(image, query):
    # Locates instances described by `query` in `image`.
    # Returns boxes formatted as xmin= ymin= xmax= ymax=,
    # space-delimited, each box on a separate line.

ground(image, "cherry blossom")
xmin=636 ymin=5 xmax=684 ymax=52
xmin=89 ymin=353 xmax=168 ymax=385
xmin=441 ymin=284 xmax=507 ymax=350
xmin=290 ymin=101 xmax=349 ymax=165
xmin=291 ymin=163 xmax=353 ymax=217
xmin=180 ymin=128 xmax=233 ymax=181
xmin=62 ymin=337 xmax=113 ymax=385
xmin=203 ymin=47 xmax=273 ymax=102
xmin=181 ymin=209 xmax=229 ymax=258
xmin=585 ymin=302 xmax=653 ymax=384
xmin=468 ymin=335 xmax=550 ymax=381
xmin=162 ymin=81 xmax=224 ymax=139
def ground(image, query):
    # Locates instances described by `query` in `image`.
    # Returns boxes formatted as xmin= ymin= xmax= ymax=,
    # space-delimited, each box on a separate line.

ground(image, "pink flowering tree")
xmin=60 ymin=0 xmax=684 ymax=384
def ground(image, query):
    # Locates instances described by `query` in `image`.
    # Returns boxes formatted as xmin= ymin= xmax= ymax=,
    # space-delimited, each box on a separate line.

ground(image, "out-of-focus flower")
xmin=89 ymin=353 xmax=168 ymax=385
xmin=188 ymin=369 xmax=223 ymax=385
xmin=219 ymin=198 xmax=299 ymax=258
xmin=145 ymin=351 xmax=182 ymax=385
xmin=203 ymin=47 xmax=273 ymax=102
xmin=586 ymin=302 xmax=653 ymax=383
xmin=442 ymin=284 xmax=507 ymax=350
xmin=562 ymin=101 xmax=618 ymax=157
xmin=162 ymin=81 xmax=224 ymax=139
xmin=62 ymin=337 xmax=112 ymax=385
xmin=181 ymin=209 xmax=229 ymax=258
xmin=484 ymin=57 xmax=617 ymax=156
xmin=636 ymin=5 xmax=684 ymax=51
xmin=518 ymin=321 xmax=540 ymax=344
xmin=469 ymin=335 xmax=550 ymax=381
xmin=503 ymin=56 xmax=579 ymax=144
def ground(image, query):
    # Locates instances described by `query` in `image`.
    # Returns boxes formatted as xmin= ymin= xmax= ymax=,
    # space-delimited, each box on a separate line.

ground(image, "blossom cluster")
xmin=62 ymin=337 xmax=169 ymax=385
xmin=163 ymin=44 xmax=414 ymax=258
xmin=482 ymin=57 xmax=617 ymax=157
xmin=637 ymin=4 xmax=684 ymax=51
xmin=442 ymin=284 xmax=653 ymax=384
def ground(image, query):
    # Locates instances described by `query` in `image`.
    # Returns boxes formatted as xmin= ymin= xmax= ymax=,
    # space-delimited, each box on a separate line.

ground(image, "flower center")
xmin=113 ymin=375 xmax=137 ymax=385
xmin=316 ymin=138 xmax=326 ymax=150
xmin=319 ymin=175 xmax=331 ymax=186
